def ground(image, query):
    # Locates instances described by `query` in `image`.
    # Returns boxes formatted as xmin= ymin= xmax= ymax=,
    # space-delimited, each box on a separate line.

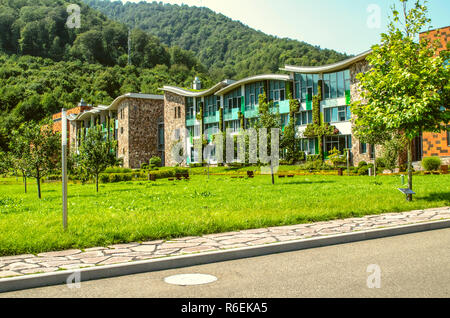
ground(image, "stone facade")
xmin=164 ymin=92 xmax=187 ymax=167
xmin=349 ymin=59 xmax=376 ymax=166
xmin=52 ymin=106 xmax=92 ymax=149
xmin=117 ymin=97 xmax=164 ymax=169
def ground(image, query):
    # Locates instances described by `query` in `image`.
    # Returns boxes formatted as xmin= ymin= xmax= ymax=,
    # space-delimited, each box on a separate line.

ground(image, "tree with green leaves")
xmin=0 ymin=150 xmax=10 ymax=176
xmin=351 ymin=0 xmax=449 ymax=200
xmin=77 ymin=126 xmax=118 ymax=193
xmin=11 ymin=120 xmax=60 ymax=198
xmin=281 ymin=93 xmax=301 ymax=164
xmin=256 ymin=91 xmax=281 ymax=184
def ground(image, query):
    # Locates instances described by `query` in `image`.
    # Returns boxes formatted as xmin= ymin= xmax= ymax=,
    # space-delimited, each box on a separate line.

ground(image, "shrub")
xmin=307 ymin=155 xmax=321 ymax=162
xmin=109 ymin=174 xmax=122 ymax=183
xmin=104 ymin=167 xmax=132 ymax=174
xmin=358 ymin=165 xmax=369 ymax=176
xmin=376 ymin=157 xmax=386 ymax=168
xmin=358 ymin=161 xmax=368 ymax=168
xmin=100 ymin=174 xmax=110 ymax=184
xmin=149 ymin=156 xmax=162 ymax=169
xmin=141 ymin=163 xmax=149 ymax=170
xmin=422 ymin=157 xmax=441 ymax=171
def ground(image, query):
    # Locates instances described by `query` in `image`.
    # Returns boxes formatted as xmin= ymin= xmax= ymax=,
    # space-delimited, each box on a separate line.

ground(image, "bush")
xmin=358 ymin=165 xmax=369 ymax=176
xmin=104 ymin=167 xmax=132 ymax=174
xmin=422 ymin=157 xmax=441 ymax=171
xmin=358 ymin=161 xmax=368 ymax=168
xmin=375 ymin=157 xmax=385 ymax=168
xmin=307 ymin=155 xmax=321 ymax=162
xmin=109 ymin=173 xmax=122 ymax=183
xmin=100 ymin=174 xmax=110 ymax=184
xmin=149 ymin=156 xmax=162 ymax=169
xmin=141 ymin=163 xmax=149 ymax=170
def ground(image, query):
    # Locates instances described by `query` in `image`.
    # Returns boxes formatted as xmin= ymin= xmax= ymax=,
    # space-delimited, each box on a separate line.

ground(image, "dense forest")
xmin=0 ymin=0 xmax=351 ymax=152
xmin=84 ymin=0 xmax=350 ymax=79
xmin=0 ymin=0 xmax=213 ymax=151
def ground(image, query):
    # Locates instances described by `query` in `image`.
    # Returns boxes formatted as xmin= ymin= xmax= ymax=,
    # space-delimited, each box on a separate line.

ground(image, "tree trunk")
xmin=22 ymin=171 xmax=27 ymax=194
xmin=37 ymin=177 xmax=41 ymax=199
xmin=373 ymin=147 xmax=377 ymax=177
xmin=407 ymin=138 xmax=413 ymax=202
xmin=96 ymin=174 xmax=99 ymax=193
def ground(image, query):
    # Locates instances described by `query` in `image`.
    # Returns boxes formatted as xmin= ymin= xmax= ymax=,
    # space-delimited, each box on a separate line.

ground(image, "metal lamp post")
xmin=62 ymin=108 xmax=68 ymax=230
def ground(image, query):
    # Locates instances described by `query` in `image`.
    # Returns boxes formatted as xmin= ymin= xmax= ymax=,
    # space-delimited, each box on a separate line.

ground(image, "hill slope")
xmin=84 ymin=0 xmax=350 ymax=79
xmin=0 ymin=0 xmax=213 ymax=151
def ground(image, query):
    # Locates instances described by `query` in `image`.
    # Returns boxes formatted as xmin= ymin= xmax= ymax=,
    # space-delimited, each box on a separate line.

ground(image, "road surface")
xmin=1 ymin=228 xmax=449 ymax=298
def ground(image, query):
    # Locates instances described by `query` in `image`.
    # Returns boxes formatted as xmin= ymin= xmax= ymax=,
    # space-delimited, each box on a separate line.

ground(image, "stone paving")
xmin=0 ymin=207 xmax=449 ymax=279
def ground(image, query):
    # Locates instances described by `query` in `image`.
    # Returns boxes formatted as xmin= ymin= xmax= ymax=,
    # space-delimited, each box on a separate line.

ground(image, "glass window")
xmin=338 ymin=106 xmax=346 ymax=122
xmin=325 ymin=135 xmax=350 ymax=154
xmin=344 ymin=69 xmax=351 ymax=92
xmin=360 ymin=142 xmax=367 ymax=154
xmin=299 ymin=138 xmax=316 ymax=154
xmin=330 ymin=73 xmax=337 ymax=99
xmin=337 ymin=71 xmax=345 ymax=97
xmin=325 ymin=108 xmax=331 ymax=123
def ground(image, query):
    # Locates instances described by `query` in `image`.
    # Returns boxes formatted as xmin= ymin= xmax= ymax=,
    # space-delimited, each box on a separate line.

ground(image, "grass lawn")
xmin=0 ymin=174 xmax=449 ymax=256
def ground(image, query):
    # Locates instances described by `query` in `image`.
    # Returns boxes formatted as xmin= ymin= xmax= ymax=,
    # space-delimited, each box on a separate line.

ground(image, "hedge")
xmin=422 ymin=157 xmax=441 ymax=171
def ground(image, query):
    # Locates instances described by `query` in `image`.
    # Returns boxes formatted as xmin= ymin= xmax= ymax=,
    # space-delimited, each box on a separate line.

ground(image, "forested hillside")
xmin=84 ymin=0 xmax=350 ymax=79
xmin=0 ymin=0 xmax=212 ymax=151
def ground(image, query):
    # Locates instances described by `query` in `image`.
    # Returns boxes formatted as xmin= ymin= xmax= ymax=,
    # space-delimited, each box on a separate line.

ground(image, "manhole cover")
xmin=164 ymin=274 xmax=218 ymax=286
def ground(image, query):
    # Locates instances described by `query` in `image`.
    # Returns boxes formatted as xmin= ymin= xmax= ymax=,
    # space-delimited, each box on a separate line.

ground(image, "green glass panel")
xmin=345 ymin=90 xmax=351 ymax=105
xmin=306 ymin=99 xmax=312 ymax=111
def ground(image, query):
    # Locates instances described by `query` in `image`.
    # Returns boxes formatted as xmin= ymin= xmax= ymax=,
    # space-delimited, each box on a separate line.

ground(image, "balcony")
xmin=204 ymin=111 xmax=220 ymax=124
xmin=224 ymin=108 xmax=239 ymax=121
xmin=244 ymin=105 xmax=259 ymax=118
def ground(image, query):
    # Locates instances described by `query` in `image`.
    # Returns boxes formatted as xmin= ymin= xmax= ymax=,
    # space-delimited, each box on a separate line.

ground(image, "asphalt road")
xmin=1 ymin=228 xmax=449 ymax=298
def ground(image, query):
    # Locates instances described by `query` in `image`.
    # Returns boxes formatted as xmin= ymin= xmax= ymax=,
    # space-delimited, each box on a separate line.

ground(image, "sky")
xmin=122 ymin=0 xmax=450 ymax=55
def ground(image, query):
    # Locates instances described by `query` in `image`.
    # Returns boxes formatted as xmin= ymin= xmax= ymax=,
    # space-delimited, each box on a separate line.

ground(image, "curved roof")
xmin=160 ymin=80 xmax=235 ymax=97
xmin=215 ymin=74 xmax=291 ymax=96
xmin=280 ymin=50 xmax=372 ymax=74
xmin=70 ymin=93 xmax=164 ymax=121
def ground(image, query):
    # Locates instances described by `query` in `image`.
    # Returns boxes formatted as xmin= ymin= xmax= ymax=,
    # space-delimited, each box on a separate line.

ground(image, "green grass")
xmin=0 ymin=174 xmax=449 ymax=256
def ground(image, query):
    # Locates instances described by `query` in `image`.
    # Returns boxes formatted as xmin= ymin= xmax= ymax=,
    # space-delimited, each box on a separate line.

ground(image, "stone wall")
xmin=349 ymin=59 xmax=373 ymax=166
xmin=118 ymin=97 xmax=164 ymax=169
xmin=164 ymin=92 xmax=187 ymax=167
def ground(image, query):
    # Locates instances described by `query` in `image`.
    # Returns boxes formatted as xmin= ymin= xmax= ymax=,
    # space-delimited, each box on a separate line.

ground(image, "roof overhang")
xmin=69 ymin=93 xmax=164 ymax=121
xmin=280 ymin=50 xmax=372 ymax=74
xmin=159 ymin=80 xmax=235 ymax=98
xmin=215 ymin=74 xmax=291 ymax=96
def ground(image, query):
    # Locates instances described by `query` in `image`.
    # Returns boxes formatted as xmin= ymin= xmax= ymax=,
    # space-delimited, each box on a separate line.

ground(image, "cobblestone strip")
xmin=1 ymin=207 xmax=449 ymax=279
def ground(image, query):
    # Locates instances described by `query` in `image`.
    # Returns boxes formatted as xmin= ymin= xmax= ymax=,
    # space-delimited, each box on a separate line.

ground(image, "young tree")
xmin=0 ymin=150 xmax=10 ymax=176
xmin=256 ymin=91 xmax=281 ymax=184
xmin=77 ymin=126 xmax=118 ymax=192
xmin=11 ymin=120 xmax=61 ymax=198
xmin=351 ymin=0 xmax=449 ymax=200
xmin=8 ymin=130 xmax=29 ymax=193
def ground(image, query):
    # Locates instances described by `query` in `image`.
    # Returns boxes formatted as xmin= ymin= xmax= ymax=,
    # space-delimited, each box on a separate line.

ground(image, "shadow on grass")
xmin=279 ymin=180 xmax=336 ymax=186
xmin=417 ymin=192 xmax=450 ymax=202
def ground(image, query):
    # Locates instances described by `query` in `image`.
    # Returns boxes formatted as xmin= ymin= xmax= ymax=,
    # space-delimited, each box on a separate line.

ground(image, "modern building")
xmin=52 ymin=27 xmax=448 ymax=169
xmin=160 ymin=52 xmax=376 ymax=167
xmin=53 ymin=93 xmax=165 ymax=169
